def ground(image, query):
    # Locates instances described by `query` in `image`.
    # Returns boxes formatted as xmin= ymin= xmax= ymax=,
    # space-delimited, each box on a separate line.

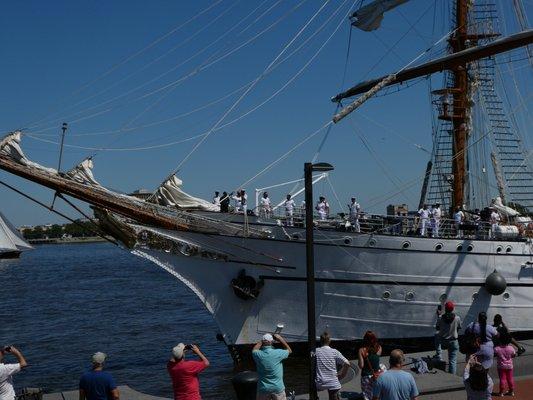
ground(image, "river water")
xmin=1 ymin=243 xmax=239 ymax=399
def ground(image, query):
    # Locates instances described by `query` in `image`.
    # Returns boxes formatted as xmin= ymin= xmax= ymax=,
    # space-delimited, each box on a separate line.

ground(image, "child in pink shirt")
xmin=494 ymin=334 xmax=516 ymax=396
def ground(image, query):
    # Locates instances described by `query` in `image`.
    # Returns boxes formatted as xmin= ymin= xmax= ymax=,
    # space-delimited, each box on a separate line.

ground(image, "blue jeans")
xmin=435 ymin=337 xmax=459 ymax=374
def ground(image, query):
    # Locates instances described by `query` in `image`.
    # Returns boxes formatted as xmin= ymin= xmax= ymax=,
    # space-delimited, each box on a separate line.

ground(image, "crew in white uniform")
xmin=212 ymin=191 xmax=220 ymax=211
xmin=260 ymin=191 xmax=272 ymax=219
xmin=418 ymin=204 xmax=430 ymax=236
xmin=348 ymin=197 xmax=361 ymax=233
xmin=454 ymin=206 xmax=465 ymax=238
xmin=284 ymin=194 xmax=296 ymax=226
xmin=316 ymin=196 xmax=329 ymax=221
xmin=490 ymin=209 xmax=501 ymax=238
xmin=432 ymin=203 xmax=442 ymax=238
xmin=241 ymin=189 xmax=248 ymax=214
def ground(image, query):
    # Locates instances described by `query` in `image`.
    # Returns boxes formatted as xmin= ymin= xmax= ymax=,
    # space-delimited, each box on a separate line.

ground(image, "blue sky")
xmin=1 ymin=0 xmax=531 ymax=226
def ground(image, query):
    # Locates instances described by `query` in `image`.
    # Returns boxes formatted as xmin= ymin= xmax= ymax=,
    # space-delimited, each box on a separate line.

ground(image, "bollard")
xmin=232 ymin=370 xmax=259 ymax=400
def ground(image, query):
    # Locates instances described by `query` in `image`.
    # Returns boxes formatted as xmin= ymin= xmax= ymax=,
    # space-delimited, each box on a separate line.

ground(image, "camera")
xmin=2 ymin=346 xmax=11 ymax=353
xmin=184 ymin=344 xmax=193 ymax=350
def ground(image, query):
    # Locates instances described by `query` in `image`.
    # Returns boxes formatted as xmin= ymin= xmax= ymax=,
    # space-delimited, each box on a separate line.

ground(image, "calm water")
xmin=0 ymin=243 xmax=236 ymax=399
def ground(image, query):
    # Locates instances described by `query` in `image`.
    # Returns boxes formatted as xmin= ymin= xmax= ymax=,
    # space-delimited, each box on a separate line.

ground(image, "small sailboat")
xmin=0 ymin=212 xmax=32 ymax=259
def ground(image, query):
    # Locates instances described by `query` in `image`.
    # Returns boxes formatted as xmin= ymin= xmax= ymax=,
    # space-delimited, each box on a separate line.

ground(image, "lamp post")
xmin=304 ymin=162 xmax=334 ymax=400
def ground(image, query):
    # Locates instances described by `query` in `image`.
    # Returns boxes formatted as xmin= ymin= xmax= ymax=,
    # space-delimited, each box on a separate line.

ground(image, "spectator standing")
xmin=358 ymin=331 xmax=383 ymax=400
xmin=466 ymin=312 xmax=498 ymax=369
xmin=315 ymin=332 xmax=350 ymax=400
xmin=79 ymin=352 xmax=119 ymax=400
xmin=372 ymin=349 xmax=418 ymax=400
xmin=252 ymin=333 xmax=292 ymax=400
xmin=0 ymin=346 xmax=27 ymax=400
xmin=494 ymin=334 xmax=516 ymax=396
xmin=463 ymin=355 xmax=493 ymax=400
xmin=435 ymin=301 xmax=461 ymax=374
xmin=493 ymin=314 xmax=525 ymax=355
xmin=167 ymin=343 xmax=209 ymax=400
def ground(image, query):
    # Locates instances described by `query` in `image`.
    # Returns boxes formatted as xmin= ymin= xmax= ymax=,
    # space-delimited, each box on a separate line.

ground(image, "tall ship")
xmin=0 ymin=212 xmax=32 ymax=259
xmin=0 ymin=0 xmax=532 ymax=361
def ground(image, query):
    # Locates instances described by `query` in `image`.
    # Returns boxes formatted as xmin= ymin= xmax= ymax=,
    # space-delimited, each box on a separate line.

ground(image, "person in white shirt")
xmin=418 ymin=204 xmax=430 ymax=236
xmin=432 ymin=203 xmax=442 ymax=238
xmin=454 ymin=206 xmax=465 ymax=238
xmin=490 ymin=209 xmax=501 ymax=238
xmin=316 ymin=197 xmax=329 ymax=221
xmin=232 ymin=191 xmax=242 ymax=213
xmin=241 ymin=190 xmax=248 ymax=214
xmin=348 ymin=197 xmax=361 ymax=233
xmin=0 ymin=346 xmax=28 ymax=400
xmin=315 ymin=332 xmax=350 ymax=400
xmin=259 ymin=192 xmax=272 ymax=219
xmin=212 ymin=191 xmax=220 ymax=211
xmin=284 ymin=194 xmax=296 ymax=226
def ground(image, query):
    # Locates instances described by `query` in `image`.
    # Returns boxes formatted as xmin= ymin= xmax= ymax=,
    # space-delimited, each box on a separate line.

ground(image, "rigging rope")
xmin=20 ymin=0 xmax=225 ymax=130
xmin=168 ymin=0 xmax=333 ymax=177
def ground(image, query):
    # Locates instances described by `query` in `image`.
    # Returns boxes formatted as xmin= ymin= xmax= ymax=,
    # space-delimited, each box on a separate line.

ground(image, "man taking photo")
xmin=167 ymin=343 xmax=209 ymax=400
xmin=0 ymin=346 xmax=27 ymax=400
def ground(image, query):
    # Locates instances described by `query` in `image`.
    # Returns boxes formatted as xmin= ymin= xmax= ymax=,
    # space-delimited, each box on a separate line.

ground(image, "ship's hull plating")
xmin=130 ymin=223 xmax=533 ymax=353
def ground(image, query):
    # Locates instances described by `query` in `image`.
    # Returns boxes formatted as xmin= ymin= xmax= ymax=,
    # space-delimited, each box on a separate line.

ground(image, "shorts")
xmin=256 ymin=391 xmax=286 ymax=400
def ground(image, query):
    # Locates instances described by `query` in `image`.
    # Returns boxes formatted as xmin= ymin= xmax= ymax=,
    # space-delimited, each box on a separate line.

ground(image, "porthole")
xmin=402 ymin=241 xmax=411 ymax=249
xmin=292 ymin=233 xmax=301 ymax=241
xmin=382 ymin=291 xmax=391 ymax=300
xmin=344 ymin=237 xmax=352 ymax=245
xmin=506 ymin=246 xmax=512 ymax=253
xmin=496 ymin=246 xmax=503 ymax=254
xmin=405 ymin=292 xmax=415 ymax=301
xmin=457 ymin=244 xmax=463 ymax=252
xmin=503 ymin=292 xmax=510 ymax=301
xmin=472 ymin=292 xmax=478 ymax=301
xmin=439 ymin=293 xmax=447 ymax=302
xmin=467 ymin=244 xmax=474 ymax=252
xmin=368 ymin=239 xmax=377 ymax=247
xmin=435 ymin=243 xmax=443 ymax=251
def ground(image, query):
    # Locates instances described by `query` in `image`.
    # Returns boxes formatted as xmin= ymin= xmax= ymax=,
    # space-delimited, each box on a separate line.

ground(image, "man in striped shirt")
xmin=315 ymin=332 xmax=351 ymax=400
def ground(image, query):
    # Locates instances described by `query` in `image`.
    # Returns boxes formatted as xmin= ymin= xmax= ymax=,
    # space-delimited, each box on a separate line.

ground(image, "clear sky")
xmin=1 ymin=0 xmax=531 ymax=226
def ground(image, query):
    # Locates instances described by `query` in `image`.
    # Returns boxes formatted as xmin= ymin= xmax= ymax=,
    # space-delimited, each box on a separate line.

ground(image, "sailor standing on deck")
xmin=260 ymin=192 xmax=272 ymax=219
xmin=316 ymin=196 xmax=329 ymax=221
xmin=284 ymin=194 xmax=296 ymax=226
xmin=454 ymin=206 xmax=465 ymax=238
xmin=432 ymin=203 xmax=442 ymax=238
xmin=418 ymin=204 xmax=430 ymax=236
xmin=490 ymin=209 xmax=501 ymax=238
xmin=212 ymin=191 xmax=220 ymax=211
xmin=348 ymin=197 xmax=361 ymax=233
xmin=241 ymin=190 xmax=248 ymax=214
xmin=232 ymin=191 xmax=242 ymax=213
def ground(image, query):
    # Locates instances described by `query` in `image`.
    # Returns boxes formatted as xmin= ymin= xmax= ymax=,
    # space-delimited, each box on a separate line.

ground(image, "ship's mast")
xmin=450 ymin=0 xmax=469 ymax=210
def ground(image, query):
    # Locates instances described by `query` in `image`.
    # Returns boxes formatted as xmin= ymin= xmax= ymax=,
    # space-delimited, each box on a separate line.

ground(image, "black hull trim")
xmin=0 ymin=250 xmax=21 ymax=259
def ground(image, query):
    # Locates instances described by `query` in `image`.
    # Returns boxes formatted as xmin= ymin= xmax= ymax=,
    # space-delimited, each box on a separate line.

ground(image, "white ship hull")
xmin=129 ymin=220 xmax=533 ymax=356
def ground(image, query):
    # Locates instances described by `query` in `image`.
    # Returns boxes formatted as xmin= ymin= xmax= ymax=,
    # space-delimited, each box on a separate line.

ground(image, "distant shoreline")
xmin=27 ymin=236 xmax=109 ymax=245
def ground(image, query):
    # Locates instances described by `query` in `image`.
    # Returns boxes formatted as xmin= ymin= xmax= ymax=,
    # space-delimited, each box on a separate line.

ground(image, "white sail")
xmin=0 ymin=131 xmax=57 ymax=174
xmin=492 ymin=196 xmax=520 ymax=217
xmin=155 ymin=175 xmax=219 ymax=211
xmin=66 ymin=158 xmax=100 ymax=186
xmin=351 ymin=0 xmax=409 ymax=31
xmin=0 ymin=212 xmax=32 ymax=252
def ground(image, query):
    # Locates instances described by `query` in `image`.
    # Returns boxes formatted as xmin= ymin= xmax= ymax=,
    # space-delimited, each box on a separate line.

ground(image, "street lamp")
xmin=304 ymin=162 xmax=334 ymax=400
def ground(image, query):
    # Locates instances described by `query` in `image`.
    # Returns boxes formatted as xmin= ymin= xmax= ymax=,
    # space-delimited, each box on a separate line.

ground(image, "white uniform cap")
xmin=92 ymin=352 xmax=106 ymax=365
xmin=262 ymin=333 xmax=274 ymax=342
xmin=172 ymin=343 xmax=185 ymax=360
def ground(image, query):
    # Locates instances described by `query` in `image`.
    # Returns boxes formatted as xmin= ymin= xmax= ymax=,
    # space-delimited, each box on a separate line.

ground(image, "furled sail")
xmin=0 ymin=212 xmax=32 ymax=252
xmin=154 ymin=175 xmax=219 ymax=212
xmin=492 ymin=197 xmax=520 ymax=217
xmin=66 ymin=158 xmax=100 ymax=186
xmin=0 ymin=131 xmax=57 ymax=174
xmin=350 ymin=0 xmax=409 ymax=32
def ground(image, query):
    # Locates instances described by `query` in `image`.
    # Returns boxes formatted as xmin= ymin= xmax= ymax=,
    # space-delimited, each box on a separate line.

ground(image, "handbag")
xmin=363 ymin=349 xmax=383 ymax=381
